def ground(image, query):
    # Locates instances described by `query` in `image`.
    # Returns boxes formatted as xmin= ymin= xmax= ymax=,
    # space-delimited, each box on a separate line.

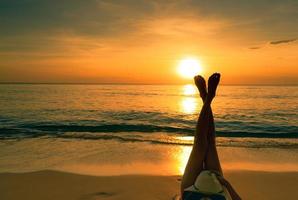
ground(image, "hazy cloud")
xmin=1 ymin=0 xmax=298 ymax=84
xmin=1 ymin=0 xmax=298 ymax=38
xmin=1 ymin=0 xmax=298 ymax=53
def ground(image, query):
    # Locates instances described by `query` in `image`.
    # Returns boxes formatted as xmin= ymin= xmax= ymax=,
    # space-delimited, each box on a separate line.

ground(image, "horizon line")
xmin=0 ymin=82 xmax=297 ymax=86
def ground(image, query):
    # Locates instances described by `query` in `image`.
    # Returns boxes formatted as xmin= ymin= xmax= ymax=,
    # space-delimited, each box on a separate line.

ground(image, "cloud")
xmin=249 ymin=46 xmax=261 ymax=50
xmin=249 ymin=37 xmax=297 ymax=49
xmin=1 ymin=0 xmax=298 ymax=38
xmin=270 ymin=38 xmax=297 ymax=45
xmin=1 ymin=0 xmax=298 ymax=56
xmin=0 ymin=0 xmax=158 ymax=37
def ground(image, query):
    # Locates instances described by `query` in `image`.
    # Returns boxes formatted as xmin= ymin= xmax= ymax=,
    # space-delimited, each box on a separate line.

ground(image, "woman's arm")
xmin=217 ymin=176 xmax=242 ymax=200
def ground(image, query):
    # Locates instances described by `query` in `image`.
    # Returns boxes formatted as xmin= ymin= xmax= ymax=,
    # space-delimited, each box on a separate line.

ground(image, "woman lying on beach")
xmin=181 ymin=73 xmax=242 ymax=200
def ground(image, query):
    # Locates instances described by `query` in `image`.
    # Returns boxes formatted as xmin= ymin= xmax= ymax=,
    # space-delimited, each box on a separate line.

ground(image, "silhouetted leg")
xmin=195 ymin=74 xmax=223 ymax=175
xmin=204 ymin=107 xmax=223 ymax=175
xmin=181 ymin=73 xmax=221 ymax=196
xmin=180 ymin=74 xmax=215 ymax=194
xmin=180 ymin=95 xmax=211 ymax=194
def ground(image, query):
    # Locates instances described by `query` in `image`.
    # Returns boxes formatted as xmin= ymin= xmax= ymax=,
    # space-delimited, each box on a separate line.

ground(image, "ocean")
xmin=0 ymin=84 xmax=297 ymax=174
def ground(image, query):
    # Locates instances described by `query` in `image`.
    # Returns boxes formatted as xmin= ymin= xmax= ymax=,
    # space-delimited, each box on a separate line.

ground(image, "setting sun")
xmin=177 ymin=58 xmax=203 ymax=79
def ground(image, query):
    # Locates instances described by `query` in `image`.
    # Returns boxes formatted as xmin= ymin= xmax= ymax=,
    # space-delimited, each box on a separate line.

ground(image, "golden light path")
xmin=181 ymin=98 xmax=197 ymax=114
xmin=183 ymin=84 xmax=197 ymax=95
xmin=177 ymin=84 xmax=198 ymax=173
xmin=177 ymin=145 xmax=193 ymax=174
xmin=180 ymin=84 xmax=199 ymax=114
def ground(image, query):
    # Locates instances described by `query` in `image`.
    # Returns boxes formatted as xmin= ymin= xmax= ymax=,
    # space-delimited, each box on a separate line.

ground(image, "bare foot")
xmin=194 ymin=75 xmax=207 ymax=102
xmin=207 ymin=73 xmax=220 ymax=101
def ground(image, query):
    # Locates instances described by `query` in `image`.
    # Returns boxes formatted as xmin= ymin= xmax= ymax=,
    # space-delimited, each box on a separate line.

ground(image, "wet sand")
xmin=1 ymin=170 xmax=297 ymax=200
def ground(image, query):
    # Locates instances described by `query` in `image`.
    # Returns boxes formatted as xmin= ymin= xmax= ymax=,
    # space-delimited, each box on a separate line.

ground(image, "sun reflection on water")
xmin=183 ymin=84 xmax=197 ymax=96
xmin=181 ymin=97 xmax=197 ymax=114
xmin=170 ymin=136 xmax=194 ymax=175
xmin=177 ymin=145 xmax=192 ymax=175
xmin=180 ymin=84 xmax=199 ymax=114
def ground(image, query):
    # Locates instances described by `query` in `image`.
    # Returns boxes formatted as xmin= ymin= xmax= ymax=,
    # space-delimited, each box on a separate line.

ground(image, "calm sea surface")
xmin=0 ymin=84 xmax=297 ymax=148
xmin=0 ymin=84 xmax=298 ymax=174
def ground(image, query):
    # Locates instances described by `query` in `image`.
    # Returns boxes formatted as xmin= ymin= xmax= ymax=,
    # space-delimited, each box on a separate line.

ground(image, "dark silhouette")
xmin=181 ymin=73 xmax=242 ymax=200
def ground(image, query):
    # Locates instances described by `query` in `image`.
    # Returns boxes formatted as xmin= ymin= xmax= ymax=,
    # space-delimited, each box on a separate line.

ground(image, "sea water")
xmin=0 ymin=84 xmax=297 ymax=174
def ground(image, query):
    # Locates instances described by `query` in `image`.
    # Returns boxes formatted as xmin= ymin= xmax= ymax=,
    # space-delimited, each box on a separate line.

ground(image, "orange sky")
xmin=0 ymin=0 xmax=297 ymax=85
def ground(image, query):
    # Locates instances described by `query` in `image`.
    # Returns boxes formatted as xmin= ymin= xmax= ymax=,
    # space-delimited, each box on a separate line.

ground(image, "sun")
xmin=177 ymin=58 xmax=203 ymax=79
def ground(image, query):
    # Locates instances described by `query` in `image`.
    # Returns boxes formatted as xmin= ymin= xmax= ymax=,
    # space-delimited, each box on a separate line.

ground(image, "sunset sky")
xmin=0 ymin=0 xmax=297 ymax=85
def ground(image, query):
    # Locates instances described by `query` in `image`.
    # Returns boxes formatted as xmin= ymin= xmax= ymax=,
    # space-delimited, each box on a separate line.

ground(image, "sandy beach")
xmin=1 ymin=138 xmax=298 ymax=200
xmin=1 ymin=170 xmax=297 ymax=200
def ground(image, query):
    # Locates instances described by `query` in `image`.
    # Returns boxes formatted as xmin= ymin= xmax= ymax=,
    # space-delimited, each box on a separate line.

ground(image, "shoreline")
xmin=1 ymin=139 xmax=298 ymax=175
xmin=1 ymin=170 xmax=298 ymax=200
